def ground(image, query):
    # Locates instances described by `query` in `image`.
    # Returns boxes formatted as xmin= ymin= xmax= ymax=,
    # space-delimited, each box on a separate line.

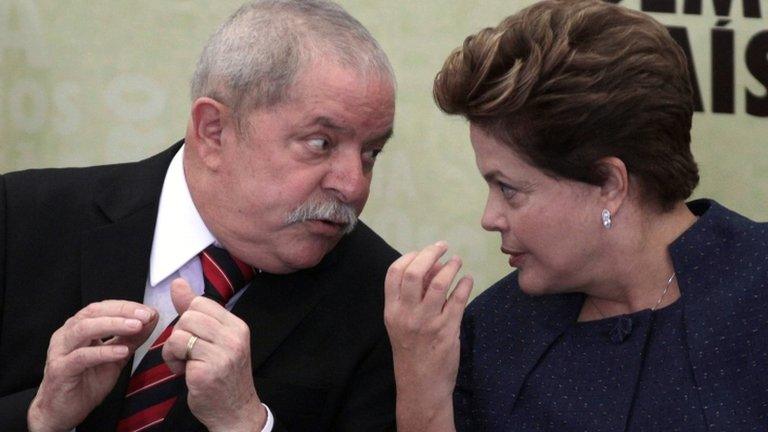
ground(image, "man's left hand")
xmin=162 ymin=278 xmax=267 ymax=432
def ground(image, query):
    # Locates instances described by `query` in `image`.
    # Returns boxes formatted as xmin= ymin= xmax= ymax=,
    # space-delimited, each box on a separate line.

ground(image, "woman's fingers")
xmin=385 ymin=251 xmax=419 ymax=303
xmin=398 ymin=242 xmax=449 ymax=305
xmin=422 ymin=256 xmax=464 ymax=314
xmin=443 ymin=275 xmax=474 ymax=330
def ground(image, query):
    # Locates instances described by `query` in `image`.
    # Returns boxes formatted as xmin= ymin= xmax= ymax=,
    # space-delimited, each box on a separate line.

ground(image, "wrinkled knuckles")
xmin=423 ymin=320 xmax=445 ymax=336
xmin=71 ymin=320 xmax=90 ymax=342
xmin=48 ymin=330 xmax=62 ymax=351
xmin=385 ymin=265 xmax=404 ymax=282
xmin=71 ymin=348 xmax=91 ymax=366
xmin=188 ymin=365 xmax=218 ymax=390
xmin=402 ymin=269 xmax=425 ymax=287
xmin=177 ymin=312 xmax=193 ymax=328
xmin=383 ymin=308 xmax=398 ymax=327
xmin=231 ymin=340 xmax=250 ymax=361
xmin=427 ymin=279 xmax=448 ymax=293
xmin=77 ymin=303 xmax=96 ymax=318
xmin=219 ymin=332 xmax=240 ymax=351
xmin=46 ymin=357 xmax=66 ymax=377
xmin=403 ymin=315 xmax=427 ymax=334
xmin=190 ymin=296 xmax=210 ymax=310
xmin=233 ymin=319 xmax=250 ymax=339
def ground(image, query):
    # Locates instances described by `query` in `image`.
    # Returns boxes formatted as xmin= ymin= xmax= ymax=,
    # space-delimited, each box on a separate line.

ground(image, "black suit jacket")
xmin=0 ymin=143 xmax=399 ymax=431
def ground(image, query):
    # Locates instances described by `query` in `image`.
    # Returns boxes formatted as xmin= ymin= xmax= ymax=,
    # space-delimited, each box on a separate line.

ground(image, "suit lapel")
xmin=80 ymin=203 xmax=158 ymax=305
xmin=77 ymin=144 xmax=180 ymax=432
xmin=236 ymin=269 xmax=330 ymax=369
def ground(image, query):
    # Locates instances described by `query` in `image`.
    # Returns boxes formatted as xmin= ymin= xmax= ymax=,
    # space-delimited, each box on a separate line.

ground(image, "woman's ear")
xmin=596 ymin=156 xmax=629 ymax=214
xmin=187 ymin=97 xmax=231 ymax=170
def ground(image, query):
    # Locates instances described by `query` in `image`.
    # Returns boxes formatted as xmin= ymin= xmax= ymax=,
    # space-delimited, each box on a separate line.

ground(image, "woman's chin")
xmin=516 ymin=271 xmax=556 ymax=297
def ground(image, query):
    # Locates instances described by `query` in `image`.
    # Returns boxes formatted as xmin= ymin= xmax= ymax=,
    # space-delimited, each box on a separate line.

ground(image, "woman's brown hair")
xmin=434 ymin=0 xmax=699 ymax=210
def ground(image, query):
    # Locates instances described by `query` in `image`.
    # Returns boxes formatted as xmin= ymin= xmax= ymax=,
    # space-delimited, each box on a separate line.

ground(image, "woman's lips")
xmin=508 ymin=253 xmax=526 ymax=268
xmin=501 ymin=247 xmax=526 ymax=268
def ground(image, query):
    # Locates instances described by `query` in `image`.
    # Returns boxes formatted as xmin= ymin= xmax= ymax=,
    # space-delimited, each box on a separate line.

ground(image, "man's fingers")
xmin=171 ymin=278 xmax=197 ymax=315
xmin=161 ymin=328 xmax=217 ymax=374
xmin=175 ymin=310 xmax=223 ymax=342
xmin=443 ymin=275 xmax=474 ymax=330
xmin=54 ymin=316 xmax=146 ymax=356
xmin=52 ymin=344 xmax=130 ymax=377
xmin=112 ymin=312 xmax=159 ymax=351
xmin=422 ymin=256 xmax=463 ymax=314
xmin=161 ymin=328 xmax=192 ymax=373
xmin=75 ymin=300 xmax=154 ymax=323
xmin=399 ymin=242 xmax=449 ymax=305
xmin=172 ymin=278 xmax=233 ymax=329
xmin=186 ymin=295 xmax=233 ymax=324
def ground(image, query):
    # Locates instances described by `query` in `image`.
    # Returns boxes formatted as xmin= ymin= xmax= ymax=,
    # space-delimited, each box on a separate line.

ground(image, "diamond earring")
xmin=601 ymin=209 xmax=612 ymax=229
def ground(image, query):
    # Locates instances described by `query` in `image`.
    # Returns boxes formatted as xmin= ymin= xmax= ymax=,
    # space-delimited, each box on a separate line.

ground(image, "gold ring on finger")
xmin=185 ymin=335 xmax=198 ymax=360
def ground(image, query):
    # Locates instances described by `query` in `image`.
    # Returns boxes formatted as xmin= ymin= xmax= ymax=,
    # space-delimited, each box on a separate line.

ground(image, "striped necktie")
xmin=116 ymin=245 xmax=255 ymax=432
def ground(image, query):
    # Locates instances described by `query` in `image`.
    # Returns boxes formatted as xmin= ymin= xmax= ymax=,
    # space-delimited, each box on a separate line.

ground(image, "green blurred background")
xmin=2 ymin=0 xmax=766 ymax=297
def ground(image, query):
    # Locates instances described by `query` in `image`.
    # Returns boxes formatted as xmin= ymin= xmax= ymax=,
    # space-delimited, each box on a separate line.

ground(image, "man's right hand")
xmin=27 ymin=301 xmax=157 ymax=432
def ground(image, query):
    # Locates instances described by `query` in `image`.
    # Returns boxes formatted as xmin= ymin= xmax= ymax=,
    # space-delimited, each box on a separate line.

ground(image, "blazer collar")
xmin=669 ymin=199 xmax=742 ymax=303
xmin=470 ymin=276 xmax=583 ymax=418
xmin=668 ymin=199 xmax=765 ymax=429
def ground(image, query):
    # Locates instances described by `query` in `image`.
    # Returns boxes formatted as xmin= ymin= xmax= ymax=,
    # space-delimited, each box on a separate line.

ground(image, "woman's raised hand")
xmin=384 ymin=241 xmax=473 ymax=432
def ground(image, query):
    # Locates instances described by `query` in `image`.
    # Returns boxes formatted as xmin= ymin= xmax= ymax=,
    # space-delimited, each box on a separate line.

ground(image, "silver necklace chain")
xmin=591 ymin=272 xmax=677 ymax=318
xmin=651 ymin=272 xmax=676 ymax=311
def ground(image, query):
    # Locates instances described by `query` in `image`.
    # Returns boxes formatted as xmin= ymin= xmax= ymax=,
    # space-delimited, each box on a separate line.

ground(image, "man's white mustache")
xmin=285 ymin=198 xmax=358 ymax=234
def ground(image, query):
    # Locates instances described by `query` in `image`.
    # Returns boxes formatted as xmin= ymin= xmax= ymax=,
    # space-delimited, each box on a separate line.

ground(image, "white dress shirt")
xmin=131 ymin=145 xmax=274 ymax=431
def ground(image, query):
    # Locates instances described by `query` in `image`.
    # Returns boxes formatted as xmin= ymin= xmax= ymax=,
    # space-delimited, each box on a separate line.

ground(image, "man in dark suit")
xmin=0 ymin=1 xmax=398 ymax=431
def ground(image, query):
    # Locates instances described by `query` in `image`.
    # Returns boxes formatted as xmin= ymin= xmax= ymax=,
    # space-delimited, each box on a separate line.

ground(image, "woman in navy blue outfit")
xmin=384 ymin=1 xmax=768 ymax=431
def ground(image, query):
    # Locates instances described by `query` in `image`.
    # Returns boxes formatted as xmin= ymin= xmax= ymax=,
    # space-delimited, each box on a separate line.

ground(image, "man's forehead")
xmin=290 ymin=61 xmax=395 ymax=102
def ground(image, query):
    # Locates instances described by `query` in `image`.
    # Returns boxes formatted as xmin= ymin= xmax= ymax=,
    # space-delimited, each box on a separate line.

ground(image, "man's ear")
xmin=188 ymin=97 xmax=231 ymax=170
xmin=596 ymin=156 xmax=629 ymax=214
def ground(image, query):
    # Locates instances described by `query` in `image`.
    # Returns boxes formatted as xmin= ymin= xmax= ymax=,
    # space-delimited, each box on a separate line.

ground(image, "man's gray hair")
xmin=190 ymin=0 xmax=394 ymax=125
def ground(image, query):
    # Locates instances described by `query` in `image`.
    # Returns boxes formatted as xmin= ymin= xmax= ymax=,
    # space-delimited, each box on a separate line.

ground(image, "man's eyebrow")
xmin=310 ymin=116 xmax=394 ymax=145
xmin=366 ymin=128 xmax=393 ymax=146
xmin=311 ymin=116 xmax=352 ymax=134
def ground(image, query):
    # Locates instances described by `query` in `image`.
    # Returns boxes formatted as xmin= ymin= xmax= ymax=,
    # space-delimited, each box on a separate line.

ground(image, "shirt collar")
xmin=149 ymin=144 xmax=215 ymax=286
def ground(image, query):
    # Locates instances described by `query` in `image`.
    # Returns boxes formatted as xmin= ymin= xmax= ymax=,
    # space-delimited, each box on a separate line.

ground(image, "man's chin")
xmin=285 ymin=238 xmax=341 ymax=270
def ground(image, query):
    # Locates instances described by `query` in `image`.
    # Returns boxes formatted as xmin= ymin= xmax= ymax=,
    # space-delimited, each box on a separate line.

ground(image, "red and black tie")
xmin=116 ymin=244 xmax=255 ymax=432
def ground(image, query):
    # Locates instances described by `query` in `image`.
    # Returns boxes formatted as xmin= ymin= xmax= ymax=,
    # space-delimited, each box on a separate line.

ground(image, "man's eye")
xmin=500 ymin=183 xmax=517 ymax=199
xmin=307 ymin=138 xmax=330 ymax=151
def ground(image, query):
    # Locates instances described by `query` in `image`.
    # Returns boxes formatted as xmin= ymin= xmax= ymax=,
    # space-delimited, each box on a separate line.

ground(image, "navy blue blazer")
xmin=455 ymin=199 xmax=768 ymax=431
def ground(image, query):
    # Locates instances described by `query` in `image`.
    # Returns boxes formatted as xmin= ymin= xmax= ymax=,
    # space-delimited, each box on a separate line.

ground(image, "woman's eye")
xmin=307 ymin=138 xmax=330 ymax=151
xmin=500 ymin=183 xmax=517 ymax=199
xmin=362 ymin=148 xmax=383 ymax=163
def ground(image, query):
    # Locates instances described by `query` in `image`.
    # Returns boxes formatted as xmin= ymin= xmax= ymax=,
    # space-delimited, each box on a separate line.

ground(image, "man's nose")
xmin=323 ymin=149 xmax=369 ymax=204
